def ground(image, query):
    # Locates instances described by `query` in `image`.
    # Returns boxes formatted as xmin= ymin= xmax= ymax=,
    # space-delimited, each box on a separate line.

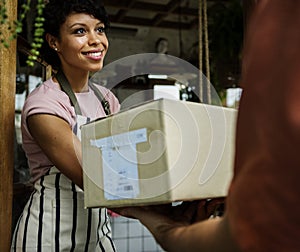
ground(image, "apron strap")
xmin=89 ymin=83 xmax=111 ymax=115
xmin=55 ymin=70 xmax=111 ymax=116
xmin=56 ymin=70 xmax=82 ymax=115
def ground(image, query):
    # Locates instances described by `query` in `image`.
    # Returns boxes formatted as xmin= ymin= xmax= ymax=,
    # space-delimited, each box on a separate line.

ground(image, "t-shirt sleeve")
xmin=22 ymin=82 xmax=76 ymax=128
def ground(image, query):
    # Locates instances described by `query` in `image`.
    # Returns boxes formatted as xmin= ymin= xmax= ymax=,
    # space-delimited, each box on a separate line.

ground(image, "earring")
xmin=54 ymin=47 xmax=58 ymax=51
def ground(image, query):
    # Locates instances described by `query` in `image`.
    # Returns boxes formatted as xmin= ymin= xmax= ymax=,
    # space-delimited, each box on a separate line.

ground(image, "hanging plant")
xmin=0 ymin=0 xmax=30 ymax=47
xmin=0 ymin=0 xmax=46 ymax=66
xmin=26 ymin=0 xmax=46 ymax=66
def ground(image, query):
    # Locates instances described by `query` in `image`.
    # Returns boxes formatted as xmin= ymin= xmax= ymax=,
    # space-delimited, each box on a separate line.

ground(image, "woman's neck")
xmin=60 ymin=67 xmax=90 ymax=93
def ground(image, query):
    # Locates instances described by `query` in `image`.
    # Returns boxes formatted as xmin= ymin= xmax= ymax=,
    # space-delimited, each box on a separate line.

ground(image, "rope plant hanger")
xmin=198 ymin=0 xmax=211 ymax=104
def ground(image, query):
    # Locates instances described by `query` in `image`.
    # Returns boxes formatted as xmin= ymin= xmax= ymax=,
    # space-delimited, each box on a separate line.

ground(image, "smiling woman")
xmin=10 ymin=1 xmax=120 ymax=251
xmin=46 ymin=12 xmax=109 ymax=82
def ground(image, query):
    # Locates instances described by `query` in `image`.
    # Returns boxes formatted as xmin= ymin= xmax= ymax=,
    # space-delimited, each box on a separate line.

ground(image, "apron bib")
xmin=11 ymin=115 xmax=116 ymax=252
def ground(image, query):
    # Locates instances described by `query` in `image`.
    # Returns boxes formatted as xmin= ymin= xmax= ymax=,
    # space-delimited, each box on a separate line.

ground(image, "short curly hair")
xmin=41 ymin=0 xmax=109 ymax=70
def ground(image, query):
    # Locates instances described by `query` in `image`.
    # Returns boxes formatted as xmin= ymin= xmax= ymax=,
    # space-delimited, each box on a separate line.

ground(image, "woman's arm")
xmin=27 ymin=114 xmax=84 ymax=188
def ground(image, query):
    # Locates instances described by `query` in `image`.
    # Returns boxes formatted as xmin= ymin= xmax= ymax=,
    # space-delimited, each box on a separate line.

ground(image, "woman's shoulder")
xmin=25 ymin=78 xmax=70 ymax=105
xmin=23 ymin=77 xmax=75 ymax=119
xmin=28 ymin=78 xmax=64 ymax=99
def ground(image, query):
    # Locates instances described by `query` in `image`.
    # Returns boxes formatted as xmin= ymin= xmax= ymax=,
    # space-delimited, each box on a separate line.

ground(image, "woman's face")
xmin=54 ymin=13 xmax=109 ymax=73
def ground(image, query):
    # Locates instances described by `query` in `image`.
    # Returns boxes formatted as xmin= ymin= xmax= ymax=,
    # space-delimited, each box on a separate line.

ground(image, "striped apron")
xmin=11 ymin=115 xmax=116 ymax=252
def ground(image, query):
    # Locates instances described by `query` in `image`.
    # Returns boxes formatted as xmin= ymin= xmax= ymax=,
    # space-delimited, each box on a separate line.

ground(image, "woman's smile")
xmin=82 ymin=49 xmax=104 ymax=61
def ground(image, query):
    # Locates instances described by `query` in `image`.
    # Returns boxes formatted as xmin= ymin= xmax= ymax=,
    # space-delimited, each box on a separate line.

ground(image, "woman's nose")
xmin=88 ymin=32 xmax=101 ymax=45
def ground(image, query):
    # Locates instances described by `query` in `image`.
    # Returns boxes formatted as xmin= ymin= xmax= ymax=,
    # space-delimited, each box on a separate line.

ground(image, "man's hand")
xmin=111 ymin=198 xmax=225 ymax=251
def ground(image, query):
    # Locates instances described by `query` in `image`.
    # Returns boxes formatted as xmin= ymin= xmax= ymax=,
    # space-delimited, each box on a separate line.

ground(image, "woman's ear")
xmin=46 ymin=33 xmax=59 ymax=52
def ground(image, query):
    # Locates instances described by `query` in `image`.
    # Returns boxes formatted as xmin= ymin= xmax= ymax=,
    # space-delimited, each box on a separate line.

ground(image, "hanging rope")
xmin=198 ymin=0 xmax=203 ymax=102
xmin=203 ymin=0 xmax=211 ymax=104
xmin=199 ymin=0 xmax=211 ymax=104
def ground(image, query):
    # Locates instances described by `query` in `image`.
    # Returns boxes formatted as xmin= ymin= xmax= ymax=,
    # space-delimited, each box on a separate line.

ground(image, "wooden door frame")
xmin=0 ymin=0 xmax=17 ymax=250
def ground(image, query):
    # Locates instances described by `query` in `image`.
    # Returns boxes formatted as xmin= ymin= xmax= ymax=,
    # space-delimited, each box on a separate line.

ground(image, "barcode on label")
xmin=124 ymin=185 xmax=133 ymax=191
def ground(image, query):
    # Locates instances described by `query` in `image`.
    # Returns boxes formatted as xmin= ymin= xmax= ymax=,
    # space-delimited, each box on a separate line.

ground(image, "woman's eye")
xmin=74 ymin=28 xmax=86 ymax=34
xmin=97 ymin=27 xmax=106 ymax=33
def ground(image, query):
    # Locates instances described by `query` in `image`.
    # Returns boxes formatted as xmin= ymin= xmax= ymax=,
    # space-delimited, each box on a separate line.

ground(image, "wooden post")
xmin=0 ymin=0 xmax=17 ymax=250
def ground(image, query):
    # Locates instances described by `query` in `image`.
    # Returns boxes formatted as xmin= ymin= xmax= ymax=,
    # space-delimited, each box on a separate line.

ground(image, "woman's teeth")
xmin=86 ymin=52 xmax=101 ymax=57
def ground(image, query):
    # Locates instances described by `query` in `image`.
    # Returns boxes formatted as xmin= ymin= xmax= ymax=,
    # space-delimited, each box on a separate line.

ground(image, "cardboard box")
xmin=81 ymin=99 xmax=237 ymax=208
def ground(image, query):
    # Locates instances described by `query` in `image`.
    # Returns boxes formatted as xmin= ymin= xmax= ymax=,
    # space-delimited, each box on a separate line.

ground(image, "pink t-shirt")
xmin=21 ymin=78 xmax=120 ymax=183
